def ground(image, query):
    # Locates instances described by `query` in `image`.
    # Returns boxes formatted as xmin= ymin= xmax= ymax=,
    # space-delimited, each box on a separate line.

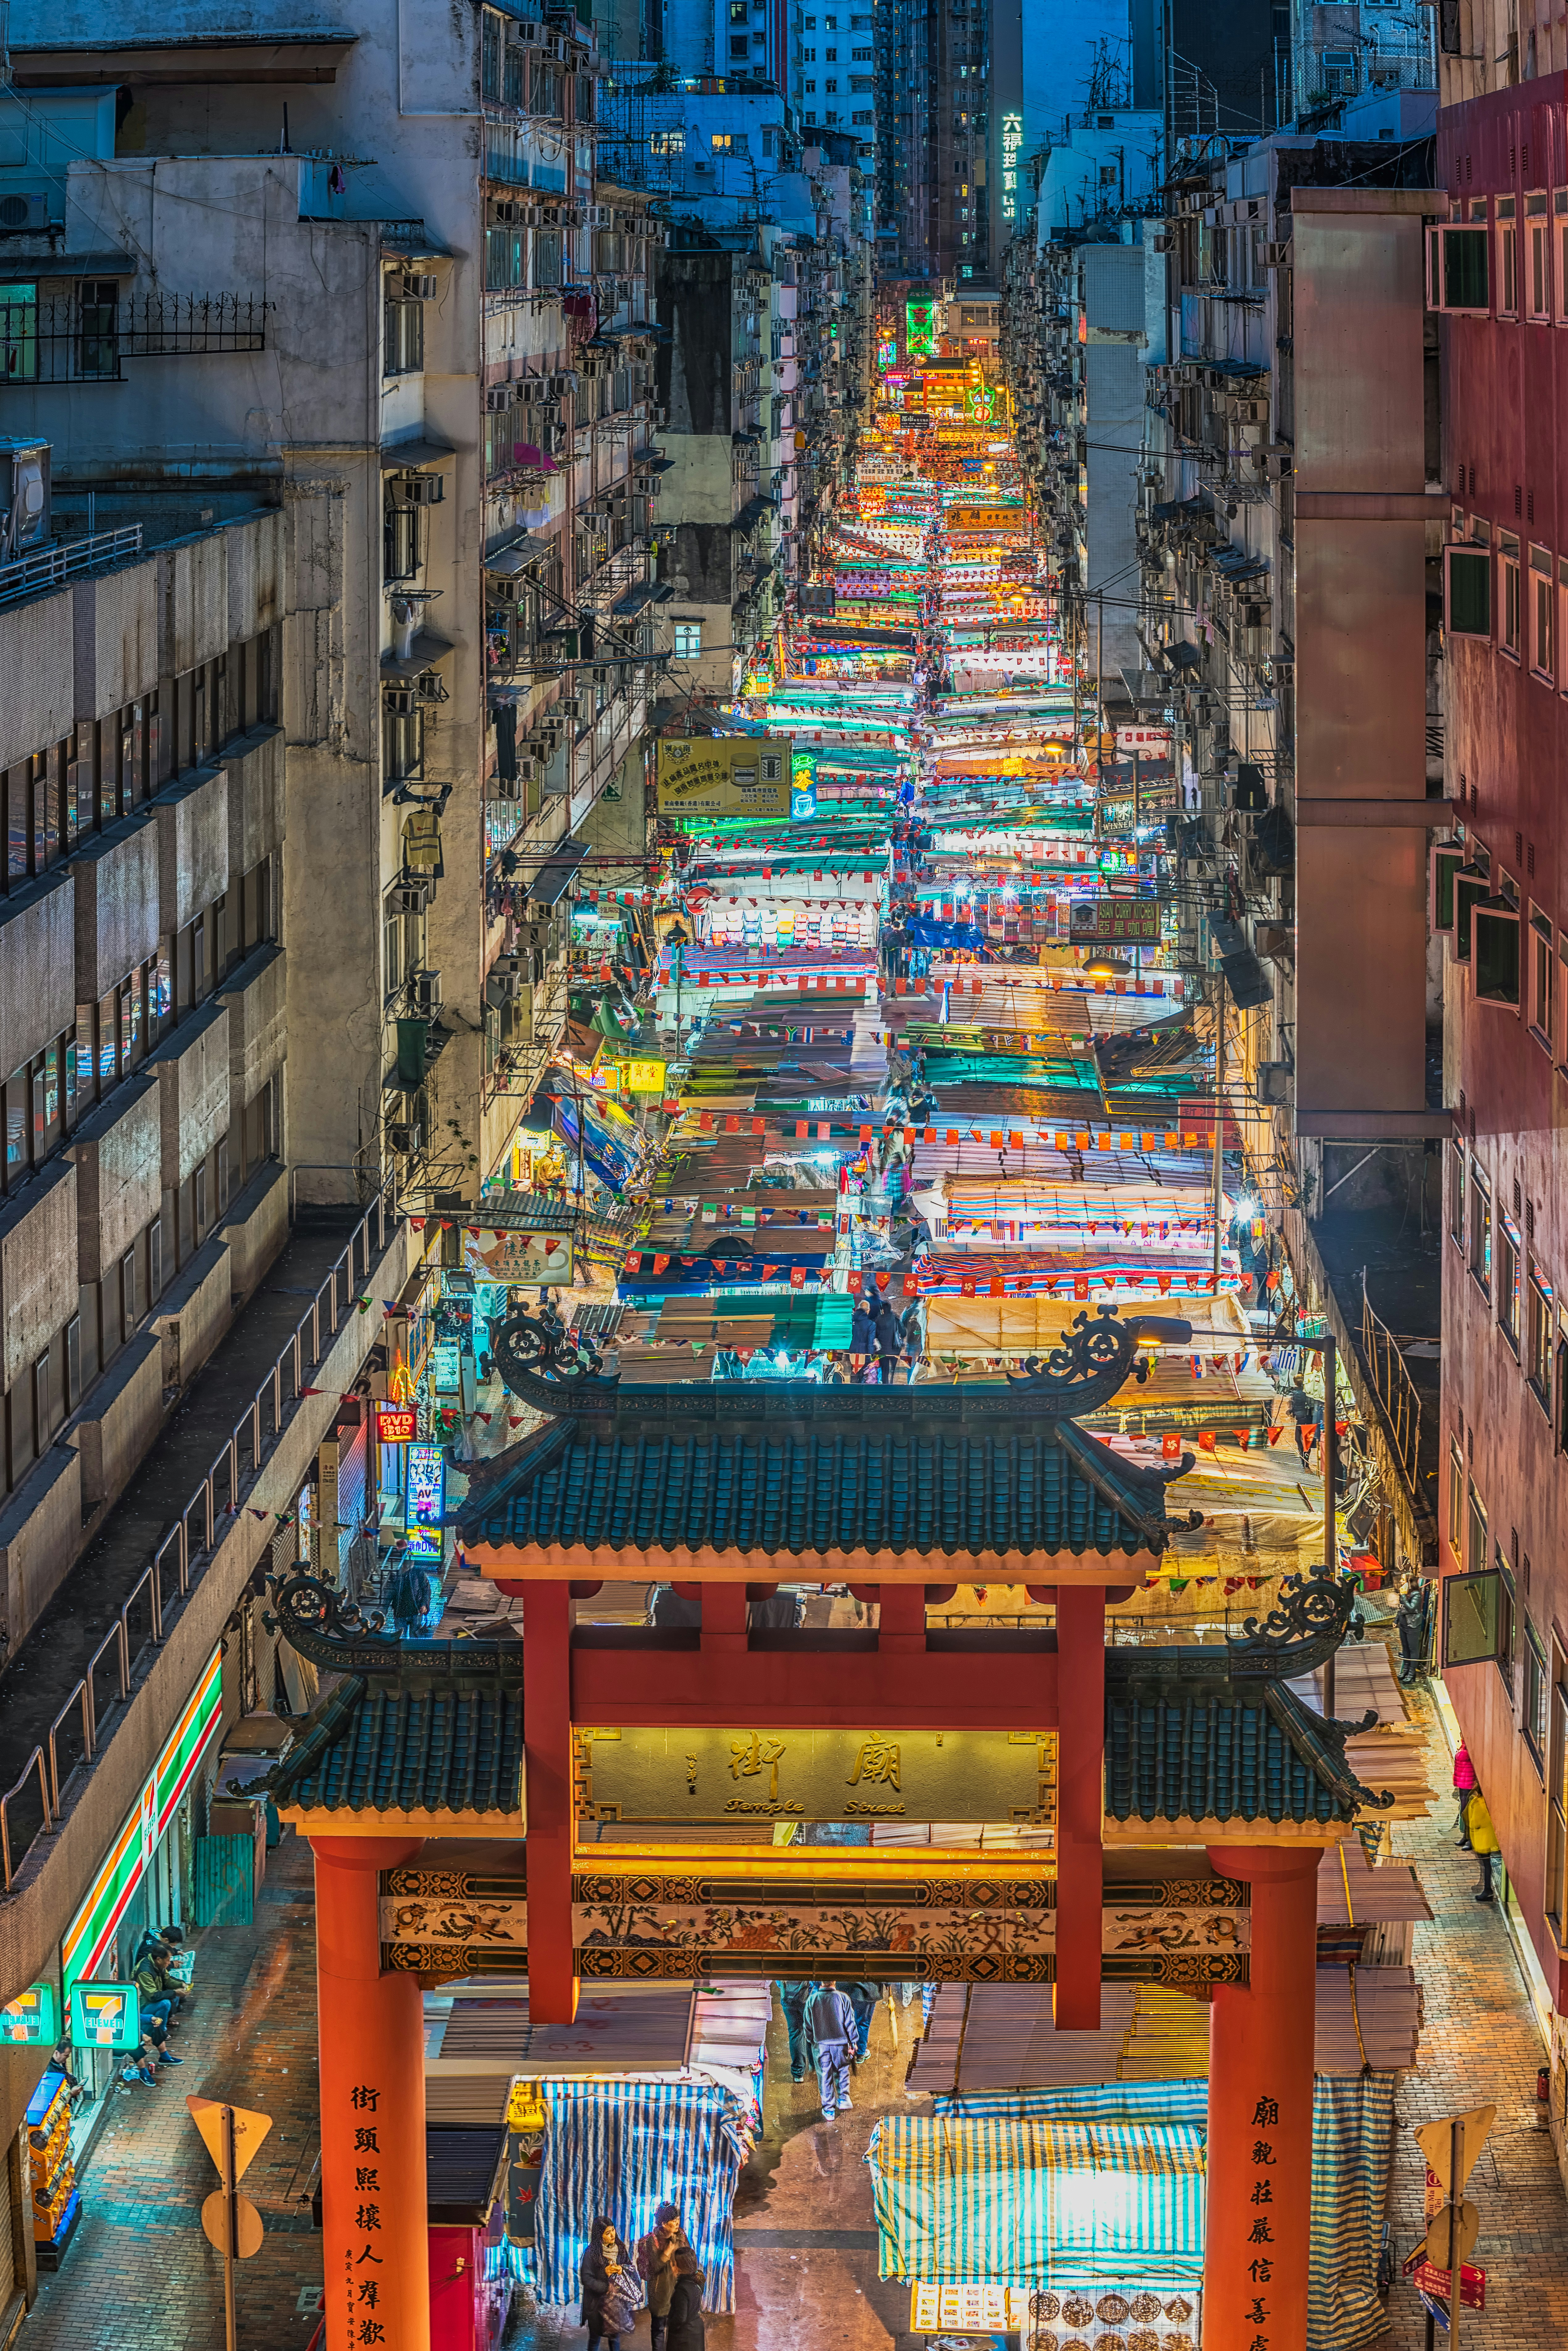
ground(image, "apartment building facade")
xmin=3 ymin=0 xmax=663 ymax=1217
xmin=0 ymin=505 xmax=288 ymax=1653
xmin=1433 ymin=67 xmax=1568 ymax=2108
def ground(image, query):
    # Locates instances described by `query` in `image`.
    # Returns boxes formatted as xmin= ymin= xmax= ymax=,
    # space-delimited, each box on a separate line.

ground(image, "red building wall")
xmin=1439 ymin=71 xmax=1568 ymax=2013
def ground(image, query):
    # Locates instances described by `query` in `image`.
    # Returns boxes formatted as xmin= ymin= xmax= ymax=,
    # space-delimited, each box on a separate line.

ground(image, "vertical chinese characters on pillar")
xmin=348 ymin=2085 xmax=387 ymax=2345
xmin=1244 ymin=2094 xmax=1279 ymax=2351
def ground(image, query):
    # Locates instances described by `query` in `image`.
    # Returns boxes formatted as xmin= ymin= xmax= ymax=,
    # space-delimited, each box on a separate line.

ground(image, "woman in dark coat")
xmin=666 ymin=2249 xmax=706 ymax=2351
xmin=580 ymin=2214 xmax=633 ymax=2349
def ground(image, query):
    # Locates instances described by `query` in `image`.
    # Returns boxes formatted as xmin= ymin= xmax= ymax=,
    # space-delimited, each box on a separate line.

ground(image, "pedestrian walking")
xmin=874 ymin=1299 xmax=903 ymax=1384
xmin=1284 ymin=1381 xmax=1323 ymax=1465
xmin=1395 ymin=1579 xmax=1426 ymax=1684
xmin=634 ymin=2204 xmax=685 ymax=2351
xmin=850 ymin=1297 xmax=876 ymax=1365
xmin=580 ymin=2215 xmax=637 ymax=2351
xmin=807 ymin=1980 xmax=857 ymax=2120
xmin=779 ymin=1979 xmax=815 ymax=2081
xmin=839 ymin=1978 xmax=880 ymax=2062
xmin=1466 ymin=1788 xmax=1500 ymax=1902
xmin=667 ymin=2250 xmax=706 ymax=2351
xmin=1453 ymin=1738 xmax=1478 ymax=1848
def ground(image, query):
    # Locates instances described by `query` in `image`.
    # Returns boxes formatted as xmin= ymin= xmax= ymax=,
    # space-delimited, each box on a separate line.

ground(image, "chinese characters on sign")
xmin=575 ymin=1725 xmax=1055 ymax=1825
xmin=729 ymin=1732 xmax=787 ymax=1803
xmin=404 ymin=1442 xmax=445 ymax=1565
xmin=347 ymin=2085 xmax=388 ymax=2346
xmin=848 ymin=1737 xmax=902 ymax=1792
xmin=1244 ymin=2094 xmax=1279 ymax=2350
xmin=1001 ymin=112 xmax=1023 ymax=224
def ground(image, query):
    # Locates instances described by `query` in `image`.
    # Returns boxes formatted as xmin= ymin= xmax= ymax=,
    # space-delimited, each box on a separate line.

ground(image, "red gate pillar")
xmin=1204 ymin=1845 xmax=1320 ymax=2351
xmin=1054 ymin=1585 xmax=1105 ymax=2030
xmin=522 ymin=1577 xmax=577 ymax=2024
xmin=310 ymin=1834 xmax=430 ymax=2351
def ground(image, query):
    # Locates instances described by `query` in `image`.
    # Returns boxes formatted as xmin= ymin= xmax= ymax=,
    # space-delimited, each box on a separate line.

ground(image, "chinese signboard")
xmin=574 ymin=1725 xmax=1054 ymax=1824
xmin=1116 ymin=726 xmax=1173 ymax=755
xmin=1000 ymin=111 xmax=1023 ymax=225
xmin=62 ymin=1648 xmax=223 ymax=1987
xmin=1069 ymin=896 xmax=1162 ymax=944
xmin=405 ymin=1443 xmax=446 ymax=1563
xmin=656 ymin=736 xmax=792 ymax=818
xmin=906 ymin=300 xmax=936 ymax=358
xmin=461 ymin=1226 xmax=574 ymax=1285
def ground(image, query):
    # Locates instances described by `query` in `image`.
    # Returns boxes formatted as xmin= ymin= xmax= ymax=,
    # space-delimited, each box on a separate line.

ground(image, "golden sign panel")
xmin=655 ymin=736 xmax=792 ymax=817
xmin=575 ymin=1726 xmax=1056 ymax=1826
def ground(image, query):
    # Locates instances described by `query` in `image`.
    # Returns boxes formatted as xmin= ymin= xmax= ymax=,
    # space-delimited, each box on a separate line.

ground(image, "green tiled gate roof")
xmin=458 ymin=1384 xmax=1194 ymax=1563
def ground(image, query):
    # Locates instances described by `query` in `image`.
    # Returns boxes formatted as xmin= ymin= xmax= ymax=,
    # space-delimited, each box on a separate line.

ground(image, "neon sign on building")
xmin=1001 ymin=111 xmax=1023 ymax=225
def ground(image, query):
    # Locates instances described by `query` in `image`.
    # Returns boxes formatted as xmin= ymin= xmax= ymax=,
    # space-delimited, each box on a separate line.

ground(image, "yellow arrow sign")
xmin=186 ymin=2097 xmax=274 ymax=2184
xmin=1414 ymin=2105 xmax=1495 ymax=2197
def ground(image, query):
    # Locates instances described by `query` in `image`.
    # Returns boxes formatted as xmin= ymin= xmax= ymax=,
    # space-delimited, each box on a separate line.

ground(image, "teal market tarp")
xmin=870 ymin=2076 xmax=1395 ymax=2351
xmin=866 ymin=2106 xmax=1205 ymax=2289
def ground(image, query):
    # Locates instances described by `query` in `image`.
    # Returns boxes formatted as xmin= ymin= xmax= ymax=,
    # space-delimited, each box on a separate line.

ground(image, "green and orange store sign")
xmin=61 ymin=1649 xmax=224 ymax=1989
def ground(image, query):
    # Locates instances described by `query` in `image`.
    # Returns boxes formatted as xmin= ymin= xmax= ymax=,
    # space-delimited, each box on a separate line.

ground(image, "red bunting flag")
xmin=1197 ymin=1430 xmax=1218 ymax=1453
xmin=848 ymin=1272 xmax=864 ymax=1294
xmin=903 ymin=1276 xmax=919 ymax=1296
xmin=1161 ymin=1432 xmax=1183 ymax=1460
xmin=875 ymin=1270 xmax=890 ymax=1290
xmin=789 ymin=1268 xmax=806 ymax=1288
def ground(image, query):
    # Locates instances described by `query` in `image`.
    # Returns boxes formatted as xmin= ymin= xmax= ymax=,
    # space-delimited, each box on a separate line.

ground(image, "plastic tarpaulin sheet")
xmin=534 ymin=2075 xmax=751 ymax=2313
xmin=901 ymin=2076 xmax=1396 ymax=2351
xmin=866 ymin=2107 xmax=1205 ymax=2288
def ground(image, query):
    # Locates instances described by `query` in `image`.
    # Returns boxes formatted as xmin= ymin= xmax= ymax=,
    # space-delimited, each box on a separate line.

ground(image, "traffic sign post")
xmin=1410 ymin=2107 xmax=1495 ymax=2349
xmin=188 ymin=2097 xmax=271 ymax=2350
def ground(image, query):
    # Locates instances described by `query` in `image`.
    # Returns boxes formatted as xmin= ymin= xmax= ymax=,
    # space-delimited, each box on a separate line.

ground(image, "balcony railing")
xmin=1 ymin=293 xmax=268 ymax=385
xmin=0 ymin=1183 xmax=398 ymax=1893
xmin=0 ymin=523 xmax=143 ymax=612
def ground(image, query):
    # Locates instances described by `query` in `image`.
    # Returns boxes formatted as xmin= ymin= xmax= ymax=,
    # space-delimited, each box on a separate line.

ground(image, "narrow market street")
xmin=19 ymin=352 xmax=1566 ymax=2351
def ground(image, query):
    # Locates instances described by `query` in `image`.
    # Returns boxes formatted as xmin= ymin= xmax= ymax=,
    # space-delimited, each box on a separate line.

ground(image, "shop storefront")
xmin=28 ymin=1648 xmax=227 ymax=2194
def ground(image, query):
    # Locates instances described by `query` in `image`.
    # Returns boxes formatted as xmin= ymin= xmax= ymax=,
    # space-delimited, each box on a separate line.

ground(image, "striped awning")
xmin=866 ymin=2109 xmax=1206 ymax=2289
xmin=534 ymin=2076 xmax=751 ymax=2313
xmin=898 ymin=2077 xmax=1395 ymax=2351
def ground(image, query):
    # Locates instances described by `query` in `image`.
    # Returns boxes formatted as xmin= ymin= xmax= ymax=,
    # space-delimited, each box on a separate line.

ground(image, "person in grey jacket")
xmin=807 ymin=1980 xmax=857 ymax=2120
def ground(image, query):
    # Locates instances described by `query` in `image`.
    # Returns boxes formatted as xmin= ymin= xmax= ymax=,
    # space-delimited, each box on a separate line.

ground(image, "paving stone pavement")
xmin=23 ymin=1826 xmax=325 ymax=2349
xmin=1381 ymin=1679 xmax=1568 ymax=2348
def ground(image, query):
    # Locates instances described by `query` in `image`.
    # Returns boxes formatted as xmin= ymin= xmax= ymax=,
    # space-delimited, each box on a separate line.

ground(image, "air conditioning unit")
xmin=403 ymin=272 xmax=439 ymax=301
xmin=393 ymin=471 xmax=445 ymax=505
xmin=492 ymin=199 xmax=521 ymax=224
xmin=489 ymin=577 xmax=522 ymax=606
xmin=383 ymin=686 xmax=419 ymax=714
xmin=491 ymin=770 xmax=524 ymax=801
xmin=411 ymin=968 xmax=444 ymax=1016
xmin=485 ymin=965 xmax=523 ymax=1007
xmin=388 ymin=1120 xmax=424 ymax=1155
xmin=557 ymin=695 xmax=584 ymax=719
xmin=1256 ymin=1061 xmax=1291 ymax=1105
xmin=393 ymin=876 xmax=434 ymax=912
xmin=487 ymin=383 xmax=519 ymax=412
xmin=0 ymin=192 xmax=48 ymax=232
